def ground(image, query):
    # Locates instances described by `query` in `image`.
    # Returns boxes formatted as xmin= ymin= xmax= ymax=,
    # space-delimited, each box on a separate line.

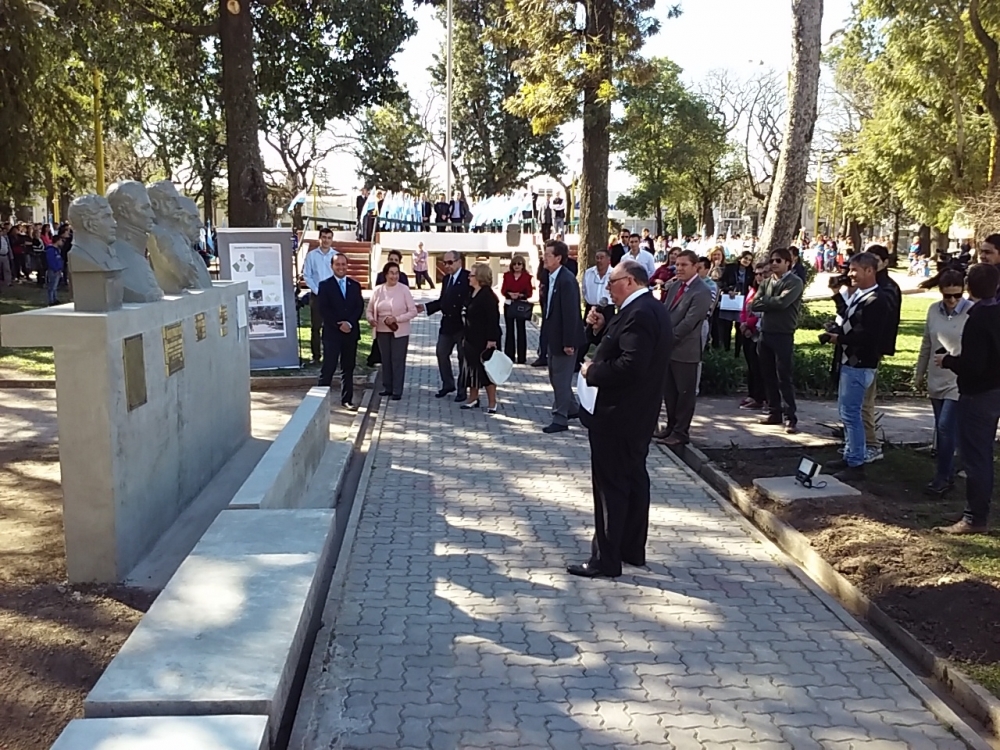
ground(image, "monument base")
xmin=72 ymin=269 xmax=125 ymax=312
xmin=0 ymin=282 xmax=250 ymax=583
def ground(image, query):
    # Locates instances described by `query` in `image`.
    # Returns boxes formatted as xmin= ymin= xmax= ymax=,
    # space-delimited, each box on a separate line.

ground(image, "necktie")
xmin=339 ymin=277 xmax=346 ymax=297
xmin=671 ymin=282 xmax=685 ymax=308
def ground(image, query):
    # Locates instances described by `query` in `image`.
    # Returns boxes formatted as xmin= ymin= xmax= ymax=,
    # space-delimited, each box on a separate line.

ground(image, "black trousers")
xmin=309 ymin=295 xmax=324 ymax=362
xmin=742 ymin=334 xmax=766 ymax=403
xmin=588 ymin=428 xmax=651 ymax=577
xmin=503 ymin=307 xmax=527 ymax=363
xmin=414 ymin=269 xmax=435 ymax=289
xmin=758 ymin=332 xmax=796 ymax=420
xmin=714 ymin=312 xmax=735 ymax=351
xmin=318 ymin=330 xmax=358 ymax=404
xmin=956 ymin=388 xmax=1000 ymax=526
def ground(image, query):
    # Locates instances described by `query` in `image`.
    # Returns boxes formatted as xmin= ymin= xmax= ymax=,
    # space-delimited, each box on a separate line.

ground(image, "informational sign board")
xmin=217 ymin=228 xmax=299 ymax=370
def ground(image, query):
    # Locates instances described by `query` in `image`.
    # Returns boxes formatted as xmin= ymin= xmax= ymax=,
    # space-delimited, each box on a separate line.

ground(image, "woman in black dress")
xmin=460 ymin=263 xmax=502 ymax=414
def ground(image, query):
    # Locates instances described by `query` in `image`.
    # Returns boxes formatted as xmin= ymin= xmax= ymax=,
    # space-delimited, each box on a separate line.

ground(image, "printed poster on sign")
xmin=229 ymin=243 xmax=286 ymax=339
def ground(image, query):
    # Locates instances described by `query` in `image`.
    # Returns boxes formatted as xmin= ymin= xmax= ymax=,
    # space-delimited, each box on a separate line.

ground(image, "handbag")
xmin=510 ymin=299 xmax=534 ymax=320
xmin=482 ymin=348 xmax=513 ymax=385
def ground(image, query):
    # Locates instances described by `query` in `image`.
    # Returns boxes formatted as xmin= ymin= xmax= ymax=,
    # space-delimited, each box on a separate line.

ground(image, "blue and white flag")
xmin=286 ymin=188 xmax=308 ymax=214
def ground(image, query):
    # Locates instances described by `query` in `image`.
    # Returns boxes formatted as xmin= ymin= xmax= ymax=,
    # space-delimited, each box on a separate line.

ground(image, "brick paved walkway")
xmin=295 ymin=311 xmax=969 ymax=750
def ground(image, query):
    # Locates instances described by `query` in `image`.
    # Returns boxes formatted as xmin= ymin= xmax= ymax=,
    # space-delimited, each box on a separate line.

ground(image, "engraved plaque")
xmin=162 ymin=322 xmax=185 ymax=375
xmin=195 ymin=312 xmax=207 ymax=341
xmin=220 ymin=304 xmax=229 ymax=337
xmin=122 ymin=334 xmax=147 ymax=411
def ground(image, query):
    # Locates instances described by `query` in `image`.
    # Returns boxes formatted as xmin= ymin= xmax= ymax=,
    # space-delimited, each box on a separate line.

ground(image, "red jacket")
xmin=501 ymin=270 xmax=533 ymax=300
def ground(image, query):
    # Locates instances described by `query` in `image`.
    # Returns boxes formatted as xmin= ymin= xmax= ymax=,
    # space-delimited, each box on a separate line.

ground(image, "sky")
xmin=304 ymin=0 xmax=855 ymax=200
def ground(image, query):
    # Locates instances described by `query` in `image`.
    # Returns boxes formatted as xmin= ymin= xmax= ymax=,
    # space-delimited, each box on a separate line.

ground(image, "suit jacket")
xmin=433 ymin=201 xmax=450 ymax=224
xmin=317 ymin=275 xmax=364 ymax=339
xmin=542 ymin=265 xmax=585 ymax=351
xmin=584 ymin=292 xmax=672 ymax=439
xmin=662 ymin=275 xmax=713 ymax=363
xmin=355 ymin=194 xmax=366 ymax=221
xmin=425 ymin=268 xmax=471 ymax=335
xmin=421 ymin=200 xmax=433 ymax=221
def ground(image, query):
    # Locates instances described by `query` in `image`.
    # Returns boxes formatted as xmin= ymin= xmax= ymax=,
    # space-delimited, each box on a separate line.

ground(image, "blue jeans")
xmin=45 ymin=269 xmax=60 ymax=305
xmin=931 ymin=398 xmax=959 ymax=485
xmin=839 ymin=366 xmax=876 ymax=467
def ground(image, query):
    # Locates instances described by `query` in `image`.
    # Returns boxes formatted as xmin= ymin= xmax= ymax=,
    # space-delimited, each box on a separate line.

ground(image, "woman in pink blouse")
xmin=367 ymin=262 xmax=419 ymax=400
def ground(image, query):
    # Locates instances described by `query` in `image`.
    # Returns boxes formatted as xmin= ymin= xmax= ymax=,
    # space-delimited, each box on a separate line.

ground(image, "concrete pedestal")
xmin=72 ymin=270 xmax=125 ymax=313
xmin=0 ymin=282 xmax=250 ymax=583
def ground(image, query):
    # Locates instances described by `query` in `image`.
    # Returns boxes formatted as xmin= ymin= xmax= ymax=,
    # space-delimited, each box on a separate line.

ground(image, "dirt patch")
xmin=705 ymin=445 xmax=1000 ymax=675
xmin=0 ymin=442 xmax=154 ymax=750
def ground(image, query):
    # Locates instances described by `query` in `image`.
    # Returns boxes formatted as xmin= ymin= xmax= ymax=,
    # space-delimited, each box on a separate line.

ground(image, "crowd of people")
xmin=304 ymin=229 xmax=1000 ymax=558
xmin=0 ymin=220 xmax=75 ymax=303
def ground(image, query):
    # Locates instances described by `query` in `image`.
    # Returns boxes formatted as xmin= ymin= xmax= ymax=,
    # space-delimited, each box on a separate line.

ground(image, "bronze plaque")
xmin=220 ymin=304 xmax=229 ymax=337
xmin=122 ymin=334 xmax=147 ymax=411
xmin=162 ymin=322 xmax=185 ymax=376
xmin=195 ymin=312 xmax=207 ymax=341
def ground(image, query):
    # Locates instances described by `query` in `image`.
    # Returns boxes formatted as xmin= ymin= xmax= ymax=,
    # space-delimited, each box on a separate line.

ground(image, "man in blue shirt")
xmin=44 ymin=237 xmax=64 ymax=305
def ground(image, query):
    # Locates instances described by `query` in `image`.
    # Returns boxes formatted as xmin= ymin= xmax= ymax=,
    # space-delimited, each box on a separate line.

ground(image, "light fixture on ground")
xmin=795 ymin=456 xmax=821 ymax=489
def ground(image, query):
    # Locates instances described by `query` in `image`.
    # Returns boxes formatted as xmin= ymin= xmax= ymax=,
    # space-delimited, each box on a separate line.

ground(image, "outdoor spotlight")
xmin=795 ymin=457 xmax=821 ymax=489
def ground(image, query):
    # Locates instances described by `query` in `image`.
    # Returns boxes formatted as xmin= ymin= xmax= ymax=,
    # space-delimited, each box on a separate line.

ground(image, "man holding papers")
xmin=569 ymin=260 xmax=673 ymax=579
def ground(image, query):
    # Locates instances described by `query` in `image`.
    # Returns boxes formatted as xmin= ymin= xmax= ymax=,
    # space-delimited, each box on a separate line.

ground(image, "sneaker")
xmin=864 ymin=446 xmax=884 ymax=463
xmin=784 ymin=419 xmax=798 ymax=435
xmin=936 ymin=519 xmax=988 ymax=535
xmin=739 ymin=400 xmax=763 ymax=410
xmin=923 ymin=479 xmax=953 ymax=496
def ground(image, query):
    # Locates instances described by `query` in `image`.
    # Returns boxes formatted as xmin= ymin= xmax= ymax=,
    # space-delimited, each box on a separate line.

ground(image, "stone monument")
xmin=106 ymin=180 xmax=165 ymax=303
xmin=66 ymin=195 xmax=126 ymax=313
xmin=179 ymin=195 xmax=215 ymax=289
xmin=147 ymin=181 xmax=212 ymax=294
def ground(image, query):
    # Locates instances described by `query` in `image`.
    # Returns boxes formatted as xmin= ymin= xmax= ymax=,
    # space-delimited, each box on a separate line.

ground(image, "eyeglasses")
xmin=442 ymin=259 xmax=456 ymax=265
xmin=942 ymin=293 xmax=963 ymax=300
xmin=608 ymin=276 xmax=627 ymax=285
xmin=770 ymin=258 xmax=783 ymax=264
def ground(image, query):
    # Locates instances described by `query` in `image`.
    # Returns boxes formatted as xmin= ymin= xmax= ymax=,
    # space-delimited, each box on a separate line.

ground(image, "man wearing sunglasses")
xmin=418 ymin=251 xmax=471 ymax=401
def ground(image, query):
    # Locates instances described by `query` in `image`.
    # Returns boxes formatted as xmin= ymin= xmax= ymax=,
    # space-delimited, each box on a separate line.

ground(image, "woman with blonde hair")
xmin=460 ymin=263 xmax=502 ymax=413
xmin=366 ymin=261 xmax=418 ymax=400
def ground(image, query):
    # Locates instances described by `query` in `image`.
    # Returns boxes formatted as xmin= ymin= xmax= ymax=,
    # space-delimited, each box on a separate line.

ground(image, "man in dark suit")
xmin=449 ymin=191 xmax=470 ymax=232
xmin=657 ymin=249 xmax=714 ymax=446
xmin=609 ymin=228 xmax=630 ymax=267
xmin=355 ymin=187 xmax=369 ymax=240
xmin=420 ymin=193 xmax=432 ymax=232
xmin=419 ymin=250 xmax=471 ymax=401
xmin=541 ymin=239 xmax=585 ymax=433
xmin=317 ymin=253 xmax=365 ymax=409
xmin=570 ymin=260 xmax=673 ymax=578
xmin=433 ymin=192 xmax=449 ymax=232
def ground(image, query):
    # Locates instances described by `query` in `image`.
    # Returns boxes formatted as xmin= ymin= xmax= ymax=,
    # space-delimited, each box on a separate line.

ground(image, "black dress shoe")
xmin=391 ymin=395 xmax=402 ymax=401
xmin=342 ymin=402 xmax=357 ymax=411
xmin=379 ymin=390 xmax=392 ymax=397
xmin=622 ymin=558 xmax=646 ymax=567
xmin=454 ymin=393 xmax=468 ymax=402
xmin=542 ymin=423 xmax=569 ymax=434
xmin=567 ymin=412 xmax=580 ymax=420
xmin=530 ymin=358 xmax=548 ymax=367
xmin=435 ymin=387 xmax=456 ymax=398
xmin=567 ymin=563 xmax=619 ymax=579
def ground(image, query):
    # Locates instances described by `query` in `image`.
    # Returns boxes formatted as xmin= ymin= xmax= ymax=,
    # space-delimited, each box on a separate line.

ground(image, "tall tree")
xmin=350 ymin=97 xmax=432 ymax=193
xmin=427 ymin=0 xmax=564 ymax=197
xmin=497 ymin=0 xmax=680 ymax=270
xmin=759 ymin=0 xmax=823 ymax=252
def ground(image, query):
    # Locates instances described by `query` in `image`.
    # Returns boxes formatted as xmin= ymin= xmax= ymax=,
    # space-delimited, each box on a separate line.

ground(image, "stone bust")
xmin=178 ymin=196 xmax=214 ymax=288
xmin=106 ymin=180 xmax=164 ymax=303
xmin=146 ymin=181 xmax=212 ymax=294
xmin=67 ymin=195 xmax=125 ymax=312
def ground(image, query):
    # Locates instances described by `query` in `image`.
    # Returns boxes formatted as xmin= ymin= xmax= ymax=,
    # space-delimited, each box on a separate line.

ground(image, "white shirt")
xmin=303 ymin=246 xmax=337 ymax=294
xmin=582 ymin=265 xmax=611 ymax=306
xmin=618 ymin=287 xmax=649 ymax=311
xmin=624 ymin=248 xmax=656 ymax=279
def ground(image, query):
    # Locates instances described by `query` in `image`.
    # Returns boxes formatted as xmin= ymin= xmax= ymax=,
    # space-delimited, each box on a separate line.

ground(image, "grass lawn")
xmin=0 ymin=284 xmax=57 ymax=376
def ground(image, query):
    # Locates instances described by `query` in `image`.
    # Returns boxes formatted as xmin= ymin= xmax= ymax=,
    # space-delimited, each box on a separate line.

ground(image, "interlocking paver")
xmin=296 ymin=312 xmax=972 ymax=749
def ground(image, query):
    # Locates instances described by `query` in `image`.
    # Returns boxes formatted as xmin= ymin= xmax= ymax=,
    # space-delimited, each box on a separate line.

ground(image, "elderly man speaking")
xmin=569 ymin=260 xmax=673 ymax=579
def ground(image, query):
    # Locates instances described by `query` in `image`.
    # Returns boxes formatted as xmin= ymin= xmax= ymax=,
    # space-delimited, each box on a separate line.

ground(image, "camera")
xmin=818 ymin=332 xmax=833 ymax=345
xmin=828 ymin=272 xmax=850 ymax=290
xmin=818 ymin=321 xmax=838 ymax=345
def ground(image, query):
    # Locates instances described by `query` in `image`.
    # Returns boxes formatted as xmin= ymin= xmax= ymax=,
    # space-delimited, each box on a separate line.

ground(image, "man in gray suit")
xmin=541 ymin=239 xmax=586 ymax=433
xmin=655 ymin=249 xmax=714 ymax=446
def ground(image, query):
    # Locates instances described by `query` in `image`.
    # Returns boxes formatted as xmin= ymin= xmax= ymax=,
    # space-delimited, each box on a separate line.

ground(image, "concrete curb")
xmin=287 ymin=395 xmax=387 ymax=750
xmin=664 ymin=440 xmax=1000 ymax=746
xmin=0 ymin=374 xmax=372 ymax=390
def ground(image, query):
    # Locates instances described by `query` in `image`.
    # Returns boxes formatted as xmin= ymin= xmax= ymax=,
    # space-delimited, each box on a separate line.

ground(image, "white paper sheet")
xmin=719 ymin=293 xmax=745 ymax=312
xmin=577 ymin=370 xmax=598 ymax=414
xmin=237 ymin=294 xmax=248 ymax=328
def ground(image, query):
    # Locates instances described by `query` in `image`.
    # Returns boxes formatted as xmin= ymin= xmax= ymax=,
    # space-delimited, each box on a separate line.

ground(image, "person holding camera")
xmin=860 ymin=245 xmax=901 ymax=462
xmin=751 ymin=248 xmax=804 ymax=434
xmin=822 ymin=253 xmax=890 ymax=481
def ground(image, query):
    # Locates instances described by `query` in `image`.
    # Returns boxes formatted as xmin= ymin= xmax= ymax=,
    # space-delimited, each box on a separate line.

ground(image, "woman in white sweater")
xmin=914 ymin=270 xmax=971 ymax=495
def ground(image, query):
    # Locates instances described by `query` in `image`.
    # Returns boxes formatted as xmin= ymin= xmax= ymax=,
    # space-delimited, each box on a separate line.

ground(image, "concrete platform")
xmin=51 ymin=715 xmax=268 ymax=750
xmin=753 ymin=474 xmax=862 ymax=504
xmin=85 ymin=509 xmax=337 ymax=745
xmin=229 ymin=387 xmax=331 ymax=510
xmin=296 ymin=441 xmax=352 ymax=509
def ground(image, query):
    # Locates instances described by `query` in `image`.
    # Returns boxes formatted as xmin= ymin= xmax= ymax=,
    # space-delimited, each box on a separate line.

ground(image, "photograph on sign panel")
xmin=248 ymin=304 xmax=285 ymax=335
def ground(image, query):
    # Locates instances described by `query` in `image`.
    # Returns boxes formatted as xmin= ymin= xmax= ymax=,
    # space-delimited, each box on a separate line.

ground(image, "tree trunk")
xmin=758 ymin=0 xmax=823 ymax=254
xmin=220 ymin=0 xmax=271 ymax=227
xmin=890 ymin=208 xmax=900 ymax=266
xmin=203 ymin=173 xmax=215 ymax=227
xmin=934 ymin=228 xmax=950 ymax=257
xmin=970 ymin=0 xmax=1000 ymax=186
xmin=848 ymin=219 xmax=863 ymax=255
xmin=577 ymin=0 xmax=613 ymax=274
xmin=918 ymin=223 xmax=931 ymax=258
xmin=654 ymin=197 xmax=663 ymax=237
xmin=701 ymin=199 xmax=715 ymax=238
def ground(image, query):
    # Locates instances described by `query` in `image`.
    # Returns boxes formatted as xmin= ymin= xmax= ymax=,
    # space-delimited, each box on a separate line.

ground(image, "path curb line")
xmin=664 ymin=441 xmax=999 ymax=747
xmin=0 ymin=374 xmax=373 ymax=390
xmin=286 ymin=394 xmax=387 ymax=750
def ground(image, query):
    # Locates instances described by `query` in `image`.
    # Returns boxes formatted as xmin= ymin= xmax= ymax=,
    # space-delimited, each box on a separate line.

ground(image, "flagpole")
xmin=445 ymin=0 xmax=453 ymax=201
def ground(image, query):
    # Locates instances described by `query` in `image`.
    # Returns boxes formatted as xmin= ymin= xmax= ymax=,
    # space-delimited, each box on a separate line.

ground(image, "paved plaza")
xmin=293 ymin=311 xmax=971 ymax=750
